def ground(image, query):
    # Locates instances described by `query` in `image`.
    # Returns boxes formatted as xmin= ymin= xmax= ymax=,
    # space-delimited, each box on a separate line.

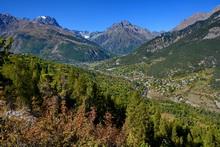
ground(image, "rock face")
xmin=172 ymin=5 xmax=220 ymax=32
xmin=34 ymin=16 xmax=61 ymax=27
xmin=73 ymin=21 xmax=163 ymax=55
xmin=0 ymin=13 xmax=110 ymax=63
xmin=90 ymin=21 xmax=158 ymax=55
xmin=203 ymin=27 xmax=220 ymax=40
xmin=0 ymin=14 xmax=19 ymax=34
xmin=0 ymin=13 xmax=18 ymax=25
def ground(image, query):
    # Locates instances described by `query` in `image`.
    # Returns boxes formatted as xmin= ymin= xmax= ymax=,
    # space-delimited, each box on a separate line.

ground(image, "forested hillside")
xmin=0 ymin=37 xmax=220 ymax=146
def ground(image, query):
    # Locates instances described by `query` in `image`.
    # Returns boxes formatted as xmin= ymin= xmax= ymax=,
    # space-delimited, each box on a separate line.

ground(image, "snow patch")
xmin=38 ymin=16 xmax=47 ymax=19
xmin=84 ymin=35 xmax=90 ymax=39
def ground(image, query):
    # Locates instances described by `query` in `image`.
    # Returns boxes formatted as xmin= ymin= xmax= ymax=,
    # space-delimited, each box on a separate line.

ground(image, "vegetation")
xmin=0 ymin=37 xmax=220 ymax=146
xmin=100 ymin=10 xmax=220 ymax=90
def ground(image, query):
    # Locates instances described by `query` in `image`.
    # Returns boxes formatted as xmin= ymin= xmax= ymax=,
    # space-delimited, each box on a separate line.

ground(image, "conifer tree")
xmin=204 ymin=128 xmax=216 ymax=147
xmin=0 ymin=37 xmax=6 ymax=49
xmin=3 ymin=37 xmax=14 ymax=55
xmin=73 ymin=74 xmax=88 ymax=106
xmin=67 ymin=67 xmax=78 ymax=98
xmin=126 ymin=92 xmax=151 ymax=146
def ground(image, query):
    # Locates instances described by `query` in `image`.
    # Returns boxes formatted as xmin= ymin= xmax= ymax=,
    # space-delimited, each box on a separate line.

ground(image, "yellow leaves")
xmin=0 ymin=98 xmax=124 ymax=146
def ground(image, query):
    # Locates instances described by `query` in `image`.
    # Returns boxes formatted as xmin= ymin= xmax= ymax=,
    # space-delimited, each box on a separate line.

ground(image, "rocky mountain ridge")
xmin=0 ymin=13 xmax=109 ymax=63
xmin=33 ymin=16 xmax=61 ymax=27
xmin=74 ymin=21 xmax=164 ymax=55
xmin=172 ymin=5 xmax=220 ymax=32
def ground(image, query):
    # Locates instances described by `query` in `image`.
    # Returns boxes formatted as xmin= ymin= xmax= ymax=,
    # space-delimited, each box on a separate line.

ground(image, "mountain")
xmin=152 ymin=31 xmax=166 ymax=36
xmin=71 ymin=30 xmax=101 ymax=39
xmin=0 ymin=13 xmax=110 ymax=63
xmin=113 ymin=9 xmax=220 ymax=87
xmin=33 ymin=16 xmax=61 ymax=27
xmin=90 ymin=21 xmax=158 ymax=55
xmin=172 ymin=5 xmax=220 ymax=32
xmin=73 ymin=21 xmax=163 ymax=55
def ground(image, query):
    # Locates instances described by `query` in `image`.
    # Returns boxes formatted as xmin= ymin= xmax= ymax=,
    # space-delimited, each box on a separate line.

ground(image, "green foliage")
xmin=0 ymin=53 xmax=220 ymax=146
xmin=0 ymin=36 xmax=14 ymax=53
xmin=0 ymin=37 xmax=14 ymax=66
xmin=1 ymin=57 xmax=38 ymax=107
xmin=211 ymin=67 xmax=220 ymax=88
xmin=126 ymin=92 xmax=153 ymax=146
xmin=147 ymin=39 xmax=220 ymax=78
xmin=3 ymin=37 xmax=14 ymax=54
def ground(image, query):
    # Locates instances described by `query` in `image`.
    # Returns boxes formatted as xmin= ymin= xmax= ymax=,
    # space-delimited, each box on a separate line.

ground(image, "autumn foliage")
xmin=0 ymin=96 xmax=127 ymax=146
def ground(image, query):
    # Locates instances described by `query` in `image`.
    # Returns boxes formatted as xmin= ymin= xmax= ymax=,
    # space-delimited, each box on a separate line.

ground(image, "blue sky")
xmin=1 ymin=0 xmax=219 ymax=32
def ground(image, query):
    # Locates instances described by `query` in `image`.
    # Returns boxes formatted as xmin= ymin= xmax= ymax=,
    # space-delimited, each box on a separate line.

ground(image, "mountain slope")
xmin=0 ymin=14 xmax=110 ymax=63
xmin=90 ymin=21 xmax=155 ymax=55
xmin=113 ymin=10 xmax=220 ymax=87
xmin=74 ymin=21 xmax=161 ymax=55
xmin=148 ymin=10 xmax=220 ymax=78
xmin=172 ymin=5 xmax=220 ymax=32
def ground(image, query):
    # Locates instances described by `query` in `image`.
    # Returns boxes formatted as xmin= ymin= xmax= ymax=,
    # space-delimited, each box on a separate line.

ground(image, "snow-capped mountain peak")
xmin=39 ymin=16 xmax=47 ymax=19
xmin=34 ymin=16 xmax=61 ymax=27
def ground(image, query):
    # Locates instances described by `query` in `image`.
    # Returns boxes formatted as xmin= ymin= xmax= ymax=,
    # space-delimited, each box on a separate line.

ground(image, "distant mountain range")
xmin=72 ymin=21 xmax=165 ymax=55
xmin=0 ymin=14 xmax=110 ymax=63
xmin=1 ymin=5 xmax=220 ymax=65
xmin=112 ymin=6 xmax=220 ymax=87
xmin=0 ymin=13 xmax=164 ymax=62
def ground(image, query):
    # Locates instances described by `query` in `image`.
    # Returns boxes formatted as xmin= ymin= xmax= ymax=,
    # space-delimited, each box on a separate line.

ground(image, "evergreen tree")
xmin=1 ymin=57 xmax=33 ymax=107
xmin=204 ymin=128 xmax=216 ymax=147
xmin=67 ymin=67 xmax=78 ymax=98
xmin=126 ymin=92 xmax=152 ymax=146
xmin=73 ymin=74 xmax=88 ymax=106
xmin=3 ymin=37 xmax=14 ymax=55
xmin=0 ymin=36 xmax=13 ymax=66
xmin=0 ymin=37 xmax=6 ymax=49
xmin=171 ymin=122 xmax=182 ymax=146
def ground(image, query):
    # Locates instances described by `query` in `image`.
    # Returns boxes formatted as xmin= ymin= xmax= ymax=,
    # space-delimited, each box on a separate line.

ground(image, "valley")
xmin=0 ymin=3 xmax=220 ymax=146
xmin=92 ymin=61 xmax=220 ymax=112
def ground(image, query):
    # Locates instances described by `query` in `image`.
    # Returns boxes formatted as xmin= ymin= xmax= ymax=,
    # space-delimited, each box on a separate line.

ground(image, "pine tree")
xmin=67 ymin=67 xmax=78 ymax=98
xmin=153 ymin=108 xmax=161 ymax=136
xmin=73 ymin=74 xmax=87 ymax=106
xmin=1 ymin=57 xmax=33 ymax=107
xmin=171 ymin=123 xmax=180 ymax=146
xmin=3 ymin=37 xmax=14 ymax=55
xmin=126 ymin=92 xmax=151 ymax=146
xmin=204 ymin=128 xmax=216 ymax=147
xmin=0 ymin=36 xmax=13 ymax=65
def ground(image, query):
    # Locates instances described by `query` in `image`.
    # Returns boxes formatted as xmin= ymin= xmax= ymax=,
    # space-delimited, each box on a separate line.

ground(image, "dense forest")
xmin=0 ymin=37 xmax=220 ymax=146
